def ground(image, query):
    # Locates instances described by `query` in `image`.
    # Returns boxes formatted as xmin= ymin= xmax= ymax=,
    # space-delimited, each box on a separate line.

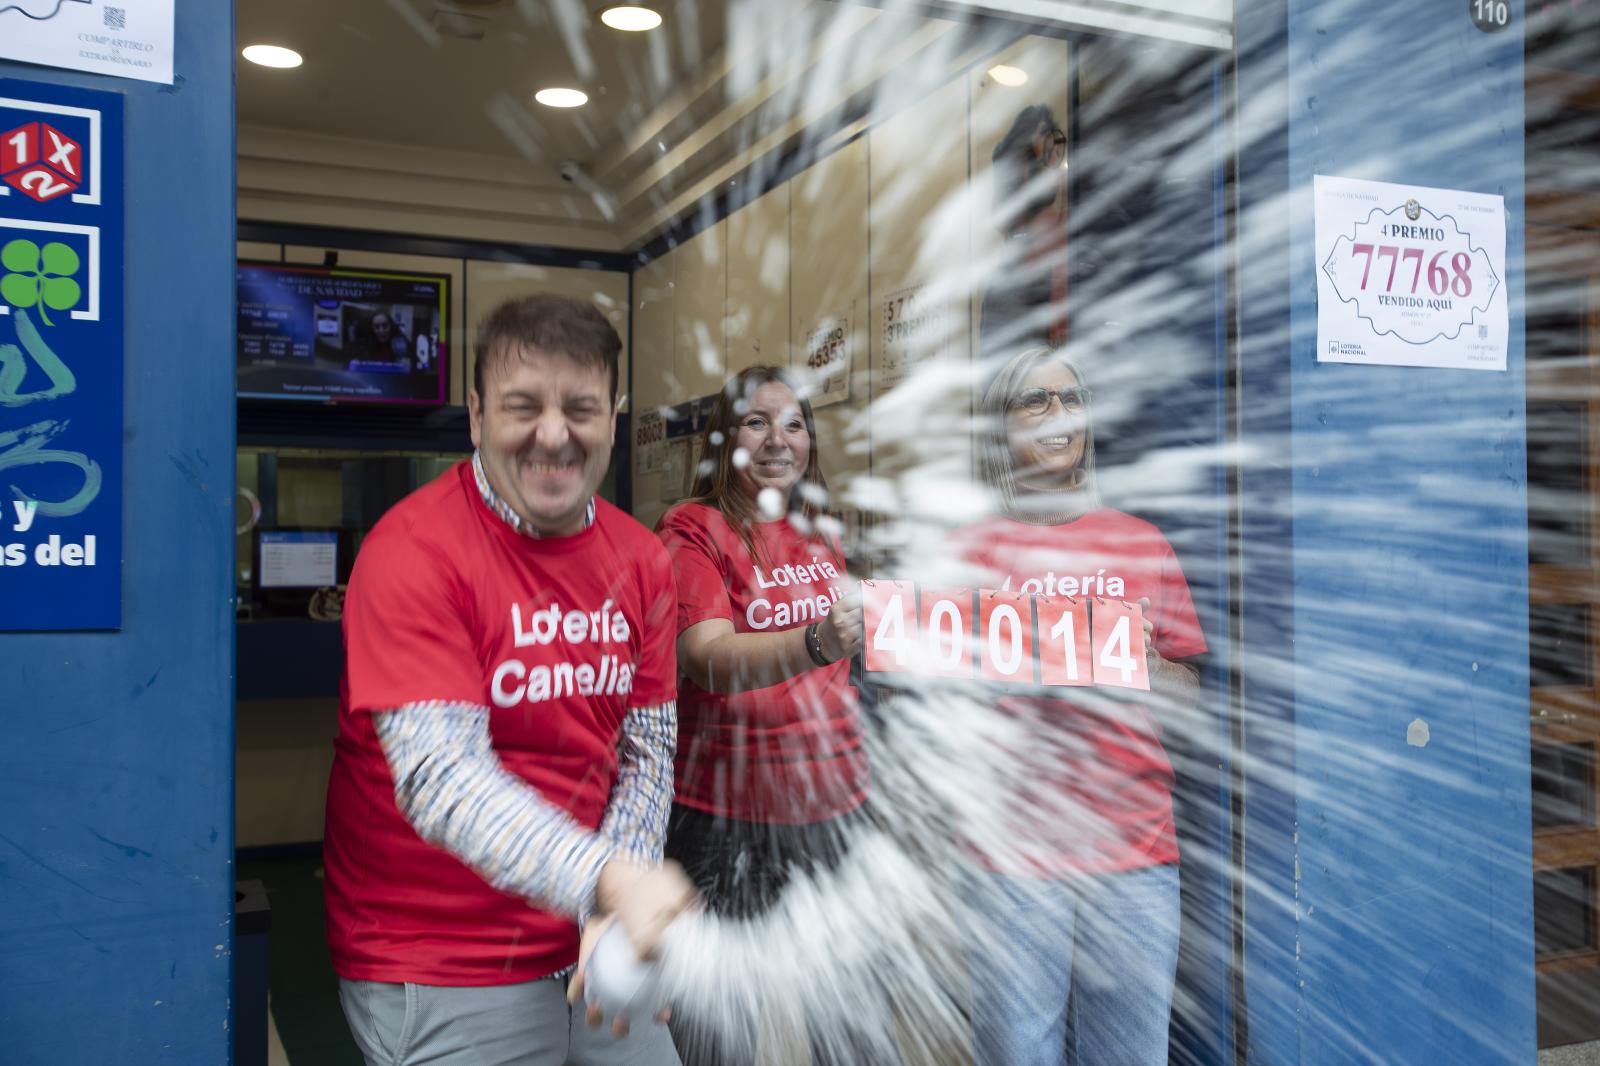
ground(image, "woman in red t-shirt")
xmin=655 ymin=365 xmax=867 ymax=1064
xmin=952 ymin=345 xmax=1206 ymax=1066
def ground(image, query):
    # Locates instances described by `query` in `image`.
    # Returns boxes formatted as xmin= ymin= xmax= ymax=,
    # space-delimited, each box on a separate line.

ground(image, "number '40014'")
xmin=860 ymin=580 xmax=1150 ymax=691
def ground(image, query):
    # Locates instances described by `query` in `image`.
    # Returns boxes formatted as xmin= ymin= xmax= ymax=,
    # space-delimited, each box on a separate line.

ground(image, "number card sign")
xmin=1034 ymin=595 xmax=1092 ymax=687
xmin=915 ymin=587 xmax=975 ymax=679
xmin=862 ymin=579 xmax=916 ymax=674
xmin=0 ymin=79 xmax=122 ymax=630
xmin=1315 ymin=174 xmax=1506 ymax=371
xmin=978 ymin=590 xmax=1035 ymax=684
xmin=860 ymin=580 xmax=1148 ymax=692
xmin=1088 ymin=596 xmax=1149 ymax=690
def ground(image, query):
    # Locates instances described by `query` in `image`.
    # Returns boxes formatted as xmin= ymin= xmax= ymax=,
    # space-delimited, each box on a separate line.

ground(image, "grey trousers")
xmin=339 ymin=977 xmax=683 ymax=1066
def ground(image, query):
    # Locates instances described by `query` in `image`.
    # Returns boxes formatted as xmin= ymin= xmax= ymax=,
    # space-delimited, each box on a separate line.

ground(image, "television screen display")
xmin=237 ymin=262 xmax=449 ymax=404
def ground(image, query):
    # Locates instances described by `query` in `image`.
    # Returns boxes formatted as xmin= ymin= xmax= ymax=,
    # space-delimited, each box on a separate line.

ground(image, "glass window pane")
xmin=1535 ymin=867 xmax=1596 ymax=957
xmin=1531 ymin=603 xmax=1593 ymax=690
xmin=1528 ymin=403 xmax=1589 ymax=569
xmin=1533 ymin=741 xmax=1596 ymax=831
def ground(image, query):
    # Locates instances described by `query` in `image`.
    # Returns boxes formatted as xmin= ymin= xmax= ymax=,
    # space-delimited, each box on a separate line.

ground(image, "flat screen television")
xmin=237 ymin=261 xmax=449 ymax=404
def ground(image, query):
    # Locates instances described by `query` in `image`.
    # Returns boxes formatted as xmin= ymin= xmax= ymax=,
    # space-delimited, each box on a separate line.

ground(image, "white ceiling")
xmin=234 ymin=0 xmax=1234 ymax=251
xmin=236 ymin=0 xmax=986 ymax=250
xmin=235 ymin=0 xmax=738 ymax=168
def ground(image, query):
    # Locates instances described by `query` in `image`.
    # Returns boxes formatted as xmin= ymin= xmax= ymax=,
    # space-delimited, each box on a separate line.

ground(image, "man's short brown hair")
xmin=472 ymin=294 xmax=621 ymax=404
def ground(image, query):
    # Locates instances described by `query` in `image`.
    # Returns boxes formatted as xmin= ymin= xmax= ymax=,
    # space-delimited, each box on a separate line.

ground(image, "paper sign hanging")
xmin=1315 ymin=174 xmax=1506 ymax=371
xmin=0 ymin=1 xmax=175 ymax=86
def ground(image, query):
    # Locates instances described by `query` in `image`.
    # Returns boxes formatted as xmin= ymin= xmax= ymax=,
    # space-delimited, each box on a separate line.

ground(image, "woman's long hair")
xmin=976 ymin=345 xmax=1101 ymax=523
xmin=688 ymin=365 xmax=836 ymax=567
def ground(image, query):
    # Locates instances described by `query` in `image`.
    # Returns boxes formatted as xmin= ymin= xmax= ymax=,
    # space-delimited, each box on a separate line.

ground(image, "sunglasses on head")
xmin=1010 ymin=385 xmax=1090 ymax=417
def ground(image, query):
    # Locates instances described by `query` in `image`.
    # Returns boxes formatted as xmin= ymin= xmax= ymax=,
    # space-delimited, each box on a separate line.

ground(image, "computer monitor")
xmin=258 ymin=529 xmax=339 ymax=589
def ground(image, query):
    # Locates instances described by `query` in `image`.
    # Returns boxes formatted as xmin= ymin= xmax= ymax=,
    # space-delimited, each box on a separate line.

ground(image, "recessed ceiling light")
xmin=600 ymin=6 xmax=663 ymax=31
xmin=535 ymin=87 xmax=588 ymax=108
xmin=242 ymin=44 xmax=303 ymax=69
xmin=987 ymin=64 xmax=1028 ymax=87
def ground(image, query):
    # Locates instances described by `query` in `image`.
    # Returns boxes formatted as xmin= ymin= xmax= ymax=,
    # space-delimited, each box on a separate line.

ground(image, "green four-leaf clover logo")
xmin=1 ymin=239 xmax=82 ymax=327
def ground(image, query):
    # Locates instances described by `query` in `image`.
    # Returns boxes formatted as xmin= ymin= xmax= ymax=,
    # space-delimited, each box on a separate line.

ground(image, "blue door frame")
xmin=0 ymin=2 xmax=237 ymax=1062
xmin=1234 ymin=1 xmax=1535 ymax=1062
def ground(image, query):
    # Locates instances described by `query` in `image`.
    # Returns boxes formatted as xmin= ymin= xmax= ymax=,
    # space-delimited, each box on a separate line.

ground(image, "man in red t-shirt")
xmin=323 ymin=295 xmax=693 ymax=1066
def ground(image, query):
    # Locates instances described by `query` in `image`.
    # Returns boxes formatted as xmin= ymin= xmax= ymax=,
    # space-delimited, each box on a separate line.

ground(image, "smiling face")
xmin=468 ymin=344 xmax=616 ymax=536
xmin=733 ymin=381 xmax=810 ymax=500
xmin=1006 ymin=361 xmax=1087 ymax=492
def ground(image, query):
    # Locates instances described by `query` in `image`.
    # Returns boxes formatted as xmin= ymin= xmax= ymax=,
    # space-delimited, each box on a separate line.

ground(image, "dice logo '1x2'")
xmin=1 ymin=122 xmax=84 ymax=203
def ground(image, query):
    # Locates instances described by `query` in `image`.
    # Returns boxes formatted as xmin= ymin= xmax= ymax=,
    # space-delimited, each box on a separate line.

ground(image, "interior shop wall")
xmin=233 ymin=241 xmax=628 ymax=848
xmin=629 ymin=36 xmax=1071 ymax=536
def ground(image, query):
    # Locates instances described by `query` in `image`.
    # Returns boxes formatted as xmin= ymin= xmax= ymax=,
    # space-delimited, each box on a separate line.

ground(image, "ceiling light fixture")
xmin=600 ymin=6 xmax=663 ymax=31
xmin=242 ymin=44 xmax=303 ymax=69
xmin=534 ymin=87 xmax=589 ymax=108
xmin=987 ymin=64 xmax=1028 ymax=87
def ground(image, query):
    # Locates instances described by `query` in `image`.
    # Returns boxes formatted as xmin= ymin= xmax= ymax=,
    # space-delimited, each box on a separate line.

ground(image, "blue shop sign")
xmin=0 ymin=78 xmax=122 ymax=630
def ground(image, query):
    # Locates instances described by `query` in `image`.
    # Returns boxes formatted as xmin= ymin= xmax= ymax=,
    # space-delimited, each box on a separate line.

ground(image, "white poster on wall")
xmin=660 ymin=439 xmax=689 ymax=499
xmin=634 ymin=408 xmax=666 ymax=473
xmin=686 ymin=436 xmax=706 ymax=494
xmin=1315 ymin=175 xmax=1506 ymax=371
xmin=0 ymin=0 xmax=175 ymax=85
xmin=877 ymin=284 xmax=954 ymax=391
xmin=801 ymin=310 xmax=852 ymax=408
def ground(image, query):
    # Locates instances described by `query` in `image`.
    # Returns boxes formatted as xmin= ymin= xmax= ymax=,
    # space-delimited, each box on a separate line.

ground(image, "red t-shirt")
xmin=656 ymin=503 xmax=867 ymax=825
xmin=324 ymin=462 xmax=677 ymax=986
xmin=949 ymin=509 xmax=1206 ymax=876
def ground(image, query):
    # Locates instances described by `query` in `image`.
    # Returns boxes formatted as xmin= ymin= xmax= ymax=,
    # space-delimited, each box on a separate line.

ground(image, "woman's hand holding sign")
xmin=818 ymin=586 xmax=863 ymax=664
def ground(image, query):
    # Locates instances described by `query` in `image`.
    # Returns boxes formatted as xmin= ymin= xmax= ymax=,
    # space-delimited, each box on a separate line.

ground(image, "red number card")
xmin=862 ymin=580 xmax=917 ymax=674
xmin=978 ymin=590 xmax=1036 ymax=684
xmin=1034 ymin=595 xmax=1093 ymax=687
xmin=1089 ymin=598 xmax=1150 ymax=691
xmin=916 ymin=587 xmax=976 ymax=679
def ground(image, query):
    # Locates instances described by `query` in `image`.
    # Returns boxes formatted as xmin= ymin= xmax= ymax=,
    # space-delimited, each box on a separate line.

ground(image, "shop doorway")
xmin=1526 ymin=6 xmax=1600 ymax=1044
xmin=1527 ymin=230 xmax=1600 ymax=1048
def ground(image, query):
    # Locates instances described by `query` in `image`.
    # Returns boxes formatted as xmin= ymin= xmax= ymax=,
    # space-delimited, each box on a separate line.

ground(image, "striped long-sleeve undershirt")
xmin=374 ymin=696 xmax=677 ymax=921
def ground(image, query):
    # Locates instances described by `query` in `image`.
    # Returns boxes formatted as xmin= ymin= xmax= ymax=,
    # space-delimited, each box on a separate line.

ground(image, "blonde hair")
xmin=976 ymin=346 xmax=1101 ymax=522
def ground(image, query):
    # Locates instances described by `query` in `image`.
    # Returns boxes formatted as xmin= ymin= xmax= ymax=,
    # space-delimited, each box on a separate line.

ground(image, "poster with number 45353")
xmin=1315 ymin=174 xmax=1507 ymax=372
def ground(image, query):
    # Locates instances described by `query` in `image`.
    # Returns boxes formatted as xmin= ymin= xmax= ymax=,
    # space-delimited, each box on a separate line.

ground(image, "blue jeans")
xmin=969 ymin=864 xmax=1180 ymax=1066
